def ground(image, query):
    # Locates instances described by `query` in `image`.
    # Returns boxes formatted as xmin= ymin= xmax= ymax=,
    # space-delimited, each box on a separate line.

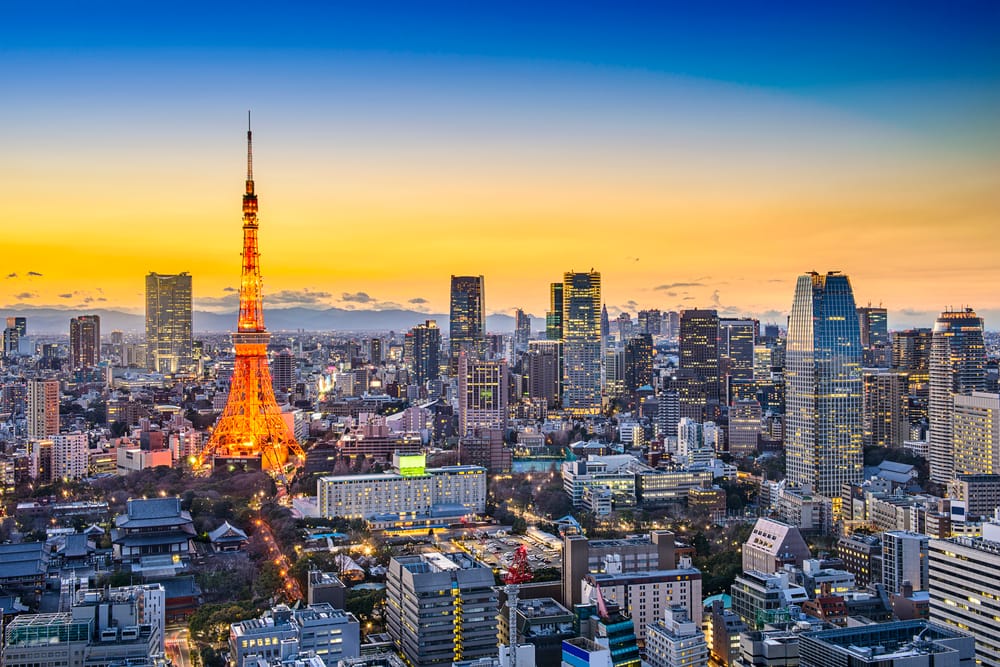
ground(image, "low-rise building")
xmin=644 ymin=606 xmax=708 ymax=667
xmin=798 ymin=620 xmax=974 ymax=667
xmin=230 ymin=603 xmax=360 ymax=667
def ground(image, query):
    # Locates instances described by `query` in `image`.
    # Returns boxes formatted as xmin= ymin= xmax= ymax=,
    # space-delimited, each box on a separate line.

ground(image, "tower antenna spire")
xmin=246 ymin=110 xmax=253 ymax=182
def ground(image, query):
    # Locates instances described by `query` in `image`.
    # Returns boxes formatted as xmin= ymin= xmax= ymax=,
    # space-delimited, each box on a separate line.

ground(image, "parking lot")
xmin=452 ymin=528 xmax=563 ymax=574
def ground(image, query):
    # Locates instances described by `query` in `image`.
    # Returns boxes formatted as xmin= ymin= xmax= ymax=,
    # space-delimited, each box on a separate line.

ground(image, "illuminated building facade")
xmin=679 ymin=309 xmax=720 ymax=412
xmin=27 ymin=378 xmax=59 ymax=440
xmin=199 ymin=122 xmax=304 ymax=472
xmin=457 ymin=353 xmax=508 ymax=436
xmin=69 ymin=315 xmax=100 ymax=368
xmin=546 ymin=282 xmax=563 ymax=340
xmin=145 ymin=272 xmax=193 ymax=374
xmin=562 ymin=270 xmax=602 ymax=415
xmin=857 ymin=305 xmax=890 ymax=367
xmin=720 ymin=318 xmax=756 ymax=400
xmin=317 ymin=453 xmax=486 ymax=520
xmin=386 ymin=551 xmax=498 ymax=667
xmin=952 ymin=392 xmax=1000 ymax=477
xmin=928 ymin=308 xmax=986 ymax=484
xmin=406 ymin=320 xmax=442 ymax=386
xmin=3 ymin=316 xmax=26 ymax=358
xmin=449 ymin=275 xmax=485 ymax=374
xmin=785 ymin=272 xmax=863 ymax=499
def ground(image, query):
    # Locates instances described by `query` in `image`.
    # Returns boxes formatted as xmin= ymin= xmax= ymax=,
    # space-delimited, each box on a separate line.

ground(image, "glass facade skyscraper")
xmin=145 ymin=272 xmax=193 ymax=374
xmin=449 ymin=275 xmax=485 ymax=374
xmin=562 ymin=271 xmax=602 ymax=415
xmin=928 ymin=308 xmax=986 ymax=484
xmin=785 ymin=272 xmax=863 ymax=499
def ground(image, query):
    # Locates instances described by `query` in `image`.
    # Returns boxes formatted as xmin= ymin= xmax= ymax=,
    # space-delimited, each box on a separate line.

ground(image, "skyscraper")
xmin=27 ymin=378 xmax=59 ymax=440
xmin=407 ymin=320 xmax=442 ymax=386
xmin=69 ymin=315 xmax=101 ymax=368
xmin=525 ymin=340 xmax=562 ymax=408
xmin=458 ymin=353 xmax=508 ymax=436
xmin=624 ymin=334 xmax=654 ymax=395
xmin=928 ymin=308 xmax=986 ymax=484
xmin=679 ymin=309 xmax=720 ymax=406
xmin=3 ymin=317 xmax=26 ymax=358
xmin=514 ymin=308 xmax=531 ymax=353
xmin=449 ymin=275 xmax=485 ymax=374
xmin=271 ymin=348 xmax=295 ymax=396
xmin=785 ymin=272 xmax=863 ymax=499
xmin=199 ymin=122 xmax=303 ymax=472
xmin=145 ymin=272 xmax=193 ymax=374
xmin=720 ymin=318 xmax=757 ymax=400
xmin=857 ymin=305 xmax=890 ymax=367
xmin=546 ymin=282 xmax=563 ymax=341
xmin=562 ymin=271 xmax=602 ymax=415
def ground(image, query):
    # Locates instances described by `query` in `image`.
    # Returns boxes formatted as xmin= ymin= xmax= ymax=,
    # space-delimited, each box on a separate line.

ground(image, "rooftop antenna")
xmin=246 ymin=109 xmax=254 ymax=183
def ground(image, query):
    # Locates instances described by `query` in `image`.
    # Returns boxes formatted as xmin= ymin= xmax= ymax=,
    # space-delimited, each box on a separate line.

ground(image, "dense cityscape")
xmin=3 ymin=4 xmax=1000 ymax=667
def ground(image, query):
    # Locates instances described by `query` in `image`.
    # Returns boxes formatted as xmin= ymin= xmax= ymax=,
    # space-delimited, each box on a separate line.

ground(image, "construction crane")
xmin=503 ymin=546 xmax=533 ymax=667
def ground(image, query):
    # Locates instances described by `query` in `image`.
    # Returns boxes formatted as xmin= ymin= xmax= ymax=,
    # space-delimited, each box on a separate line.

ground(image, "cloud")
xmin=665 ymin=291 xmax=677 ymax=297
xmin=222 ymin=286 xmax=237 ymax=293
xmin=27 ymin=271 xmax=42 ymax=277
xmin=269 ymin=289 xmax=332 ymax=306
xmin=408 ymin=297 xmax=428 ymax=304
xmin=15 ymin=292 xmax=36 ymax=300
xmin=682 ymin=296 xmax=695 ymax=301
xmin=341 ymin=291 xmax=374 ymax=304
xmin=6 ymin=273 xmax=16 ymax=279
xmin=626 ymin=300 xmax=639 ymax=309
xmin=58 ymin=293 xmax=73 ymax=299
xmin=711 ymin=290 xmax=722 ymax=306
xmin=900 ymin=308 xmax=932 ymax=317
xmin=655 ymin=282 xmax=704 ymax=291
xmin=194 ymin=293 xmax=242 ymax=309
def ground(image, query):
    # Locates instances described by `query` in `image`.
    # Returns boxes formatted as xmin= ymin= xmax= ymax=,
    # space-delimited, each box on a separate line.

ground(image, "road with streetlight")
xmin=165 ymin=626 xmax=192 ymax=667
xmin=255 ymin=515 xmax=304 ymax=602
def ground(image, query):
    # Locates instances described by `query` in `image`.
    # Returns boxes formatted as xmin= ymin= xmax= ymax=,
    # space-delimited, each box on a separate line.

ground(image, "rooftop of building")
xmin=396 ymin=550 xmax=485 ymax=574
xmin=585 ymin=567 xmax=700 ymax=584
xmin=515 ymin=597 xmax=572 ymax=619
xmin=803 ymin=620 xmax=971 ymax=660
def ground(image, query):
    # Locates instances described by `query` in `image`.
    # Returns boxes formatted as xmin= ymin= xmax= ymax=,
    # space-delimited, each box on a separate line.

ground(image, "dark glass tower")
xmin=449 ymin=275 xmax=485 ymax=374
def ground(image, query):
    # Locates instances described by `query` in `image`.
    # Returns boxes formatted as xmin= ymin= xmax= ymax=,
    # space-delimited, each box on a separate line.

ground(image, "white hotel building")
xmin=317 ymin=453 xmax=486 ymax=521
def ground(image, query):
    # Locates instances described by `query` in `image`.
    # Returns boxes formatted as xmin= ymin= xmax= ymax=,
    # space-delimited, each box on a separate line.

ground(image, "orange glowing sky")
xmin=2 ymin=4 xmax=1000 ymax=328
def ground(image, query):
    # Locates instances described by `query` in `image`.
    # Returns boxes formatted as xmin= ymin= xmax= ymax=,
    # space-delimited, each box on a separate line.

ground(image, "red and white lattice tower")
xmin=198 ymin=116 xmax=305 ymax=473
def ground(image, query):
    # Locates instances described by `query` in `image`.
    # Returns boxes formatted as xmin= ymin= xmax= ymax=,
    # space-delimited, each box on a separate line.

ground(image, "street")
xmin=165 ymin=626 xmax=192 ymax=667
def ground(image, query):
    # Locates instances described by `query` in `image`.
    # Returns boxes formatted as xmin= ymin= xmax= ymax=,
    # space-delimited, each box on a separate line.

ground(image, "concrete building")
xmin=742 ymin=519 xmax=811 ymax=576
xmin=798 ymin=620 xmax=974 ymax=667
xmin=386 ymin=551 xmax=497 ymax=666
xmin=51 ymin=433 xmax=88 ymax=481
xmin=952 ymin=392 xmax=1000 ymax=477
xmin=317 ymin=453 xmax=486 ymax=521
xmin=145 ymin=272 xmax=193 ymax=374
xmin=929 ymin=523 xmax=1000 ymax=666
xmin=561 ymin=271 xmax=602 ymax=415
xmin=948 ymin=474 xmax=1000 ymax=519
xmin=882 ymin=531 xmax=928 ymax=595
xmin=562 ymin=531 xmax=675 ymax=608
xmin=27 ymin=378 xmax=59 ymax=440
xmin=562 ymin=637 xmax=611 ymax=667
xmin=644 ymin=606 xmax=708 ymax=667
xmin=458 ymin=355 xmax=508 ymax=436
xmin=730 ymin=570 xmax=809 ymax=628
xmin=229 ymin=603 xmax=360 ymax=667
xmin=69 ymin=315 xmax=100 ymax=368
xmin=581 ymin=559 xmax=702 ymax=645
xmin=497 ymin=597 xmax=575 ymax=666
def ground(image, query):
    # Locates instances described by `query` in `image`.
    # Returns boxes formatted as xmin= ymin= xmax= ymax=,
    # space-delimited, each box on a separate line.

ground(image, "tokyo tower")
xmin=199 ymin=117 xmax=305 ymax=473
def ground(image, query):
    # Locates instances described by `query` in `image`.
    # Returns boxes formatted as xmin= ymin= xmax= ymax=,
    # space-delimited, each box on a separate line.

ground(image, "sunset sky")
xmin=2 ymin=2 xmax=999 ymax=328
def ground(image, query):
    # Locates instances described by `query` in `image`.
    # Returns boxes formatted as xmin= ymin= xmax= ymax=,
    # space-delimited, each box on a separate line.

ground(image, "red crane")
xmin=505 ymin=545 xmax=533 ymax=585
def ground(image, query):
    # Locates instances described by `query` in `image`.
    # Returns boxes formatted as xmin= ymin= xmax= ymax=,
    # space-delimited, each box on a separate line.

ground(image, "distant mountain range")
xmin=0 ymin=306 xmax=545 ymax=335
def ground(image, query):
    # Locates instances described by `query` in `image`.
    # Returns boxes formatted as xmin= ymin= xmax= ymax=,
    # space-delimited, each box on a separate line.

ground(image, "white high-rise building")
xmin=52 ymin=433 xmax=88 ymax=481
xmin=882 ymin=530 xmax=928 ymax=595
xmin=458 ymin=354 xmax=508 ymax=436
xmin=952 ymin=392 xmax=1000 ymax=477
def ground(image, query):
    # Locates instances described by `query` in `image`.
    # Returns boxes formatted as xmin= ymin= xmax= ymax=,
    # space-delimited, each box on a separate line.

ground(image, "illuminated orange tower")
xmin=200 ymin=117 xmax=304 ymax=472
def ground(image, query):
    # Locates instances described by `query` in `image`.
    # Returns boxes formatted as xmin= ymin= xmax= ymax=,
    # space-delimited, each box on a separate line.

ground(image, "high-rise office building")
xmin=458 ymin=353 xmax=508 ymax=436
xmin=69 ymin=315 xmax=100 ymax=368
xmin=525 ymin=340 xmax=562 ymax=408
xmin=638 ymin=309 xmax=662 ymax=336
xmin=602 ymin=304 xmax=612 ymax=346
xmin=857 ymin=305 xmax=890 ymax=367
xmin=546 ymin=282 xmax=563 ymax=341
xmin=862 ymin=369 xmax=908 ymax=449
xmin=386 ymin=551 xmax=498 ymax=667
xmin=514 ymin=308 xmax=531 ymax=353
xmin=952 ymin=392 xmax=1000 ymax=477
xmin=27 ymin=379 xmax=59 ymax=440
xmin=449 ymin=275 xmax=485 ymax=374
xmin=3 ymin=316 xmax=26 ymax=358
xmin=785 ymin=272 xmax=864 ymax=499
xmin=562 ymin=271 xmax=602 ymax=415
xmin=892 ymin=328 xmax=932 ymax=372
xmin=679 ymin=309 xmax=720 ymax=408
xmin=407 ymin=320 xmax=442 ymax=386
xmin=929 ymin=309 xmax=986 ymax=484
xmin=271 ymin=348 xmax=295 ymax=396
xmin=145 ymin=272 xmax=193 ymax=374
xmin=720 ymin=318 xmax=757 ymax=399
xmin=624 ymin=334 xmax=654 ymax=395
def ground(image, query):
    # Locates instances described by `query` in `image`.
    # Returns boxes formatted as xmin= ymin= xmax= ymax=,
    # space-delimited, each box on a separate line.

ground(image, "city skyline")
xmin=3 ymin=3 xmax=1000 ymax=328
